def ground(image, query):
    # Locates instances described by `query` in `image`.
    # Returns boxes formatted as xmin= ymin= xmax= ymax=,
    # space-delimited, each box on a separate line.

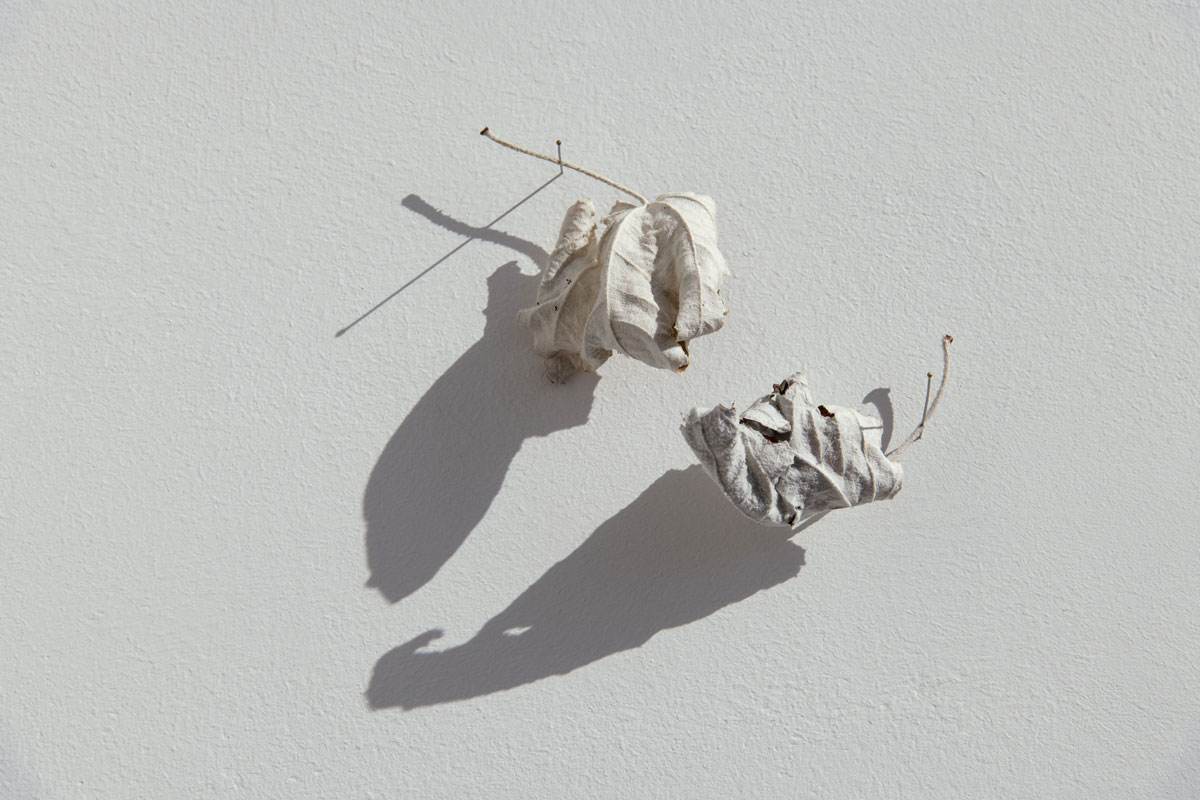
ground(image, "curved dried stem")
xmin=887 ymin=334 xmax=954 ymax=460
xmin=481 ymin=127 xmax=647 ymax=205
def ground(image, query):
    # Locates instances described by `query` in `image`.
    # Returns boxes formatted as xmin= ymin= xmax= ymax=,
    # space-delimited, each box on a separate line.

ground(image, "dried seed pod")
xmin=517 ymin=194 xmax=730 ymax=382
xmin=681 ymin=335 xmax=953 ymax=527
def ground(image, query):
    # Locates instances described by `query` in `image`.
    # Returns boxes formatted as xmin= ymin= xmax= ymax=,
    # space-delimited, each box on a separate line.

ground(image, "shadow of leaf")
xmin=367 ymin=466 xmax=805 ymax=710
xmin=364 ymin=261 xmax=598 ymax=602
xmin=862 ymin=387 xmax=894 ymax=452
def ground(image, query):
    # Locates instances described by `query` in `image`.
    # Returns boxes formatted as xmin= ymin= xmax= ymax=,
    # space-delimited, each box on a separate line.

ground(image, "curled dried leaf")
xmin=681 ymin=374 xmax=902 ymax=527
xmin=517 ymin=194 xmax=730 ymax=382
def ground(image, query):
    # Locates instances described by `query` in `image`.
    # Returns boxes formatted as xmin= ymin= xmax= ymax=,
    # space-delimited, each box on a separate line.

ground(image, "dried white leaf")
xmin=517 ymin=193 xmax=730 ymax=382
xmin=681 ymin=373 xmax=902 ymax=527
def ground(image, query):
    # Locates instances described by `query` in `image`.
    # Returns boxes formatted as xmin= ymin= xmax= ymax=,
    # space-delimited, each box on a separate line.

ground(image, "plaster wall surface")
xmin=2 ymin=1 xmax=1198 ymax=797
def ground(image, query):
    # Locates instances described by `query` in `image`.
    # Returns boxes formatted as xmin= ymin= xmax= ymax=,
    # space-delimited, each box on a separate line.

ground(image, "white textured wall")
xmin=3 ymin=1 xmax=1198 ymax=797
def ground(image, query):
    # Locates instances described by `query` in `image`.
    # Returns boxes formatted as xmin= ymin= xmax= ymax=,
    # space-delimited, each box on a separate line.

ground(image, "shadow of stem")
xmin=337 ymin=173 xmax=561 ymax=337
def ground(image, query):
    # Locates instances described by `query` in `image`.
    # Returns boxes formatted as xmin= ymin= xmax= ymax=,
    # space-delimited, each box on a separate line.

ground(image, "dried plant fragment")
xmin=517 ymin=194 xmax=730 ymax=381
xmin=681 ymin=335 xmax=953 ymax=527
xmin=514 ymin=199 xmax=602 ymax=382
xmin=682 ymin=374 xmax=900 ymax=527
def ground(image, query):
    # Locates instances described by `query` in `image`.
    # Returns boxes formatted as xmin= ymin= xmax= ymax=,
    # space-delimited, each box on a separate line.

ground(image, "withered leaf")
xmin=681 ymin=373 xmax=902 ymax=527
xmin=517 ymin=194 xmax=730 ymax=382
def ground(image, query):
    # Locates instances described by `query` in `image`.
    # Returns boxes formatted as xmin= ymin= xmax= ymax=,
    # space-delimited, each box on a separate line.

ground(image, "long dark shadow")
xmin=367 ymin=466 xmax=806 ymax=710
xmin=337 ymin=174 xmax=561 ymax=337
xmin=363 ymin=187 xmax=597 ymax=604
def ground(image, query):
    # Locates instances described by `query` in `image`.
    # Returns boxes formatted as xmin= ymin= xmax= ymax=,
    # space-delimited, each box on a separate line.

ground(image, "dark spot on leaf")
xmin=818 ymin=405 xmax=835 ymax=417
xmin=773 ymin=379 xmax=790 ymax=395
xmin=743 ymin=418 xmax=790 ymax=444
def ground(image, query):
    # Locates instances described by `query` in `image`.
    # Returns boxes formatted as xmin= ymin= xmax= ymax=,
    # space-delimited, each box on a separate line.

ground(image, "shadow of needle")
xmin=336 ymin=173 xmax=561 ymax=337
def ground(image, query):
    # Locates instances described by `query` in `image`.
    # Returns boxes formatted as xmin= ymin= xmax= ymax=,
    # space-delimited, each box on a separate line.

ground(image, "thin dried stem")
xmin=887 ymin=334 xmax=953 ymax=460
xmin=920 ymin=372 xmax=933 ymax=426
xmin=481 ymin=127 xmax=647 ymax=205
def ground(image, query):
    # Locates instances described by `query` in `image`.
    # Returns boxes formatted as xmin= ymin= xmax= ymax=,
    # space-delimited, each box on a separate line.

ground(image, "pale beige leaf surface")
xmin=681 ymin=373 xmax=903 ymax=527
xmin=516 ymin=193 xmax=729 ymax=381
